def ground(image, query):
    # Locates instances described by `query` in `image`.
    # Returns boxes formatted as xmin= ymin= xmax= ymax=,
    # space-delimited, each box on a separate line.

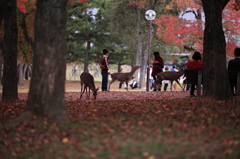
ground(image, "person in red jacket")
xmin=187 ymin=51 xmax=203 ymax=96
xmin=100 ymin=49 xmax=110 ymax=91
xmin=151 ymin=51 xmax=164 ymax=91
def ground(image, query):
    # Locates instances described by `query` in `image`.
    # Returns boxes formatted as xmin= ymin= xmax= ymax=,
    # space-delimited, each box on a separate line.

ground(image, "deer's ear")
xmin=96 ymin=87 xmax=100 ymax=91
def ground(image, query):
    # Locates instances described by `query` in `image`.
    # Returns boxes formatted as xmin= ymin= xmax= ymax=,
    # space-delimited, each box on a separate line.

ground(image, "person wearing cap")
xmin=228 ymin=47 xmax=240 ymax=95
xmin=100 ymin=49 xmax=110 ymax=91
xmin=151 ymin=51 xmax=164 ymax=91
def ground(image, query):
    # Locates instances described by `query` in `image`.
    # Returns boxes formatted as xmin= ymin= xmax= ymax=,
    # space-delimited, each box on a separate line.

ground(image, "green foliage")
xmin=66 ymin=0 xmax=110 ymax=64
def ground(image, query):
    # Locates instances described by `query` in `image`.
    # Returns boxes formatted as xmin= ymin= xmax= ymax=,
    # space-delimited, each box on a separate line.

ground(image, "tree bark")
xmin=0 ymin=59 xmax=3 ymax=83
xmin=84 ymin=41 xmax=90 ymax=73
xmin=135 ymin=6 xmax=144 ymax=88
xmin=17 ymin=63 xmax=28 ymax=86
xmin=27 ymin=0 xmax=69 ymax=123
xmin=0 ymin=0 xmax=6 ymax=26
xmin=202 ymin=0 xmax=232 ymax=100
xmin=2 ymin=0 xmax=19 ymax=101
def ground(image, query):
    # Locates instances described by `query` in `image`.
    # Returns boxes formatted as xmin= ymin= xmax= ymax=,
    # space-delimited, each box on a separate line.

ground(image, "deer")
xmin=80 ymin=72 xmax=99 ymax=100
xmin=108 ymin=65 xmax=141 ymax=91
xmin=154 ymin=69 xmax=185 ymax=91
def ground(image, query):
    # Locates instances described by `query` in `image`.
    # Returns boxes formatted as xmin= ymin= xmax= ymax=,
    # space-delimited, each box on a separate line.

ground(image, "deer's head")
xmin=132 ymin=65 xmax=141 ymax=70
xmin=93 ymin=87 xmax=99 ymax=99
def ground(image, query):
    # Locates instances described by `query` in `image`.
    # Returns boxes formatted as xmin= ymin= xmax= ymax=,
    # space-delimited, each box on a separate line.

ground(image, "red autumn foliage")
xmin=154 ymin=0 xmax=240 ymax=56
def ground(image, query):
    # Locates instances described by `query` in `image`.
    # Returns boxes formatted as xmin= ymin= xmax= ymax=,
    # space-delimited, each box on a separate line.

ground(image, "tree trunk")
xmin=17 ymin=63 xmax=28 ymax=85
xmin=84 ymin=41 xmax=90 ymax=73
xmin=0 ymin=0 xmax=5 ymax=26
xmin=0 ymin=59 xmax=3 ymax=83
xmin=27 ymin=0 xmax=69 ymax=123
xmin=135 ymin=6 xmax=145 ymax=88
xmin=17 ymin=63 xmax=24 ymax=86
xmin=2 ymin=0 xmax=18 ymax=101
xmin=202 ymin=0 xmax=232 ymax=100
xmin=25 ymin=64 xmax=32 ymax=80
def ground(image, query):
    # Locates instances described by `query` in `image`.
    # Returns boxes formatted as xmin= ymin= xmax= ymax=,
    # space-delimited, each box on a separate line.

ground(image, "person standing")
xmin=186 ymin=51 xmax=203 ymax=96
xmin=100 ymin=49 xmax=110 ymax=91
xmin=228 ymin=47 xmax=240 ymax=95
xmin=151 ymin=51 xmax=164 ymax=91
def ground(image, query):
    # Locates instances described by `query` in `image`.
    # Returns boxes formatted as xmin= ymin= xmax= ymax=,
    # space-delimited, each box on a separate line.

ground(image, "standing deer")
xmin=108 ymin=65 xmax=141 ymax=91
xmin=154 ymin=69 xmax=185 ymax=91
xmin=80 ymin=72 xmax=99 ymax=99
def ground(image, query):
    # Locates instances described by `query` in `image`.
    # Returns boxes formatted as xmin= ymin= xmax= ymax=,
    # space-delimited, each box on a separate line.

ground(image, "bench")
xmin=184 ymin=69 xmax=203 ymax=96
xmin=228 ymin=71 xmax=240 ymax=96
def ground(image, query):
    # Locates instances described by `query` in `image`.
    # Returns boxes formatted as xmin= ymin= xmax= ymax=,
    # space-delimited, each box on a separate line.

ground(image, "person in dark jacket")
xmin=100 ymin=49 xmax=110 ymax=91
xmin=151 ymin=51 xmax=164 ymax=91
xmin=228 ymin=47 xmax=240 ymax=95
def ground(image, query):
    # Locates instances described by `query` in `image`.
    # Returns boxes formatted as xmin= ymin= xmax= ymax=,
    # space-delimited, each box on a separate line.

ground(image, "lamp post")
xmin=145 ymin=9 xmax=156 ymax=91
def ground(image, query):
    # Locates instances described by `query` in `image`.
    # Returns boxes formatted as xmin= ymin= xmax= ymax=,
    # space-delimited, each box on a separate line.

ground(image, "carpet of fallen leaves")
xmin=1 ymin=87 xmax=240 ymax=158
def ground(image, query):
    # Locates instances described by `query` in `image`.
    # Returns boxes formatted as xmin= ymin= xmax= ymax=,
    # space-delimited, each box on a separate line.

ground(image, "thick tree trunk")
xmin=27 ymin=0 xmax=69 ymax=123
xmin=202 ymin=0 xmax=232 ymax=100
xmin=0 ymin=0 xmax=5 ymax=26
xmin=2 ymin=0 xmax=18 ymax=101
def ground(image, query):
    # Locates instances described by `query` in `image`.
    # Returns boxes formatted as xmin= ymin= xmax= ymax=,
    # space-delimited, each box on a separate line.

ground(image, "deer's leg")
xmin=83 ymin=85 xmax=87 ymax=99
xmin=80 ymin=85 xmax=86 ymax=99
xmin=87 ymin=87 xmax=90 ymax=100
xmin=154 ymin=79 xmax=161 ymax=91
xmin=153 ymin=80 xmax=157 ymax=91
xmin=182 ymin=80 xmax=186 ymax=92
xmin=158 ymin=81 xmax=162 ymax=91
xmin=175 ymin=80 xmax=184 ymax=91
xmin=108 ymin=79 xmax=116 ymax=91
xmin=170 ymin=80 xmax=173 ymax=91
xmin=125 ymin=81 xmax=129 ymax=91
xmin=80 ymin=82 xmax=84 ymax=99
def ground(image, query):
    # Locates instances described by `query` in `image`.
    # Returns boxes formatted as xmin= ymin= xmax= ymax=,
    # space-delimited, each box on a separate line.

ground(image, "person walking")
xmin=186 ymin=51 xmax=203 ymax=96
xmin=228 ymin=47 xmax=240 ymax=95
xmin=151 ymin=51 xmax=164 ymax=91
xmin=100 ymin=49 xmax=110 ymax=91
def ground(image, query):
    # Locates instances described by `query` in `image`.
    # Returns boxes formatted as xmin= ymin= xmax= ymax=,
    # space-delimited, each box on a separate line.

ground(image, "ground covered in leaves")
xmin=1 ymin=89 xmax=240 ymax=158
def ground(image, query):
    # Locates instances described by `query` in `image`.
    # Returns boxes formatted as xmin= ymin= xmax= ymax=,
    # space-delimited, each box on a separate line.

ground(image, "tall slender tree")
xmin=27 ymin=0 xmax=69 ymax=123
xmin=67 ymin=0 xmax=109 ymax=72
